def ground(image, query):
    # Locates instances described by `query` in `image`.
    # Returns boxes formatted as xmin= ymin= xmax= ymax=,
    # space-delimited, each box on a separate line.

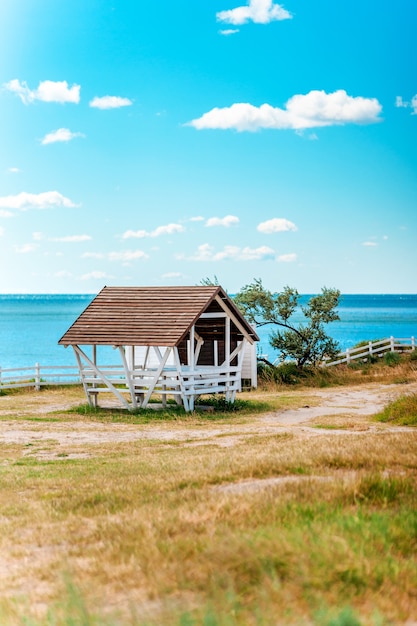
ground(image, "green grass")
xmin=0 ymin=428 xmax=416 ymax=625
xmin=374 ymin=392 xmax=417 ymax=426
xmin=1 ymin=368 xmax=417 ymax=625
xmin=64 ymin=396 xmax=271 ymax=424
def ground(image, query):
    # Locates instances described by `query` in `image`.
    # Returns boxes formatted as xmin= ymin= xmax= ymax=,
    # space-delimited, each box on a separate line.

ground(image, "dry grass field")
xmin=0 ymin=360 xmax=416 ymax=626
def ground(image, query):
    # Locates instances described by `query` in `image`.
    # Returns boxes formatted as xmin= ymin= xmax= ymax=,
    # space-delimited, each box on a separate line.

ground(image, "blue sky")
xmin=0 ymin=0 xmax=416 ymax=294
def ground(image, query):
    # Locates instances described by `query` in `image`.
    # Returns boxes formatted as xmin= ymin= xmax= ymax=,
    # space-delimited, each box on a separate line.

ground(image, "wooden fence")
xmin=323 ymin=336 xmax=416 ymax=367
xmin=1 ymin=336 xmax=415 ymax=390
xmin=0 ymin=363 xmax=113 ymax=391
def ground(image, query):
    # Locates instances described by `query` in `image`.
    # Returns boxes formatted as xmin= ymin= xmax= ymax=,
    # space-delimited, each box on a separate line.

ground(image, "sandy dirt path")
xmin=0 ymin=382 xmax=415 ymax=457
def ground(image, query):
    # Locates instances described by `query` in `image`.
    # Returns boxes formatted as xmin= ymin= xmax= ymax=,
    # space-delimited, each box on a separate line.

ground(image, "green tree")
xmin=234 ymin=279 xmax=341 ymax=368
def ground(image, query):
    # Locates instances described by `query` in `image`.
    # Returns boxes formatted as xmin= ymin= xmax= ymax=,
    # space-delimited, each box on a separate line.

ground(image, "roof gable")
xmin=59 ymin=285 xmax=258 ymax=347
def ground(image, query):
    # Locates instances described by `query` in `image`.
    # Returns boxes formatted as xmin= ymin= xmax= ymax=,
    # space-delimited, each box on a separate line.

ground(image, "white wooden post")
xmin=412 ymin=336 xmax=415 ymax=351
xmin=118 ymin=346 xmax=137 ymax=410
xmin=346 ymin=348 xmax=351 ymax=364
xmin=189 ymin=326 xmax=195 ymax=411
xmin=368 ymin=341 xmax=373 ymax=356
xmin=390 ymin=336 xmax=395 ymax=352
xmin=35 ymin=362 xmax=41 ymax=391
xmin=225 ymin=316 xmax=231 ymax=400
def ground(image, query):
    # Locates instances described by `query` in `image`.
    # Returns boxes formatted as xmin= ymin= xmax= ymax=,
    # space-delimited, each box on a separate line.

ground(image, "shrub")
xmin=375 ymin=392 xmax=417 ymax=426
xmin=384 ymin=351 xmax=401 ymax=366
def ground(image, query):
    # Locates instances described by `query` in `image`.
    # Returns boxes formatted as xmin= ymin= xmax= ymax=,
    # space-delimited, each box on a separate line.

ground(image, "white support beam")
xmin=73 ymin=345 xmax=132 ymax=410
xmin=118 ymin=346 xmax=137 ymax=409
xmin=141 ymin=347 xmax=173 ymax=408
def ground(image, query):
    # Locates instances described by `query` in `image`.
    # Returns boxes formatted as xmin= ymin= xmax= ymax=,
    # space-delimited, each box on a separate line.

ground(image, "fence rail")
xmin=1 ymin=336 xmax=416 ymax=390
xmin=0 ymin=363 xmax=119 ymax=391
xmin=323 ymin=336 xmax=416 ymax=367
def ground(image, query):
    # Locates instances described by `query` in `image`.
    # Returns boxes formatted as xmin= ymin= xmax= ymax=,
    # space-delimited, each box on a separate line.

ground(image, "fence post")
xmin=369 ymin=341 xmax=373 ymax=356
xmin=412 ymin=336 xmax=415 ymax=351
xmin=35 ymin=362 xmax=41 ymax=391
xmin=346 ymin=348 xmax=351 ymax=364
xmin=390 ymin=336 xmax=395 ymax=352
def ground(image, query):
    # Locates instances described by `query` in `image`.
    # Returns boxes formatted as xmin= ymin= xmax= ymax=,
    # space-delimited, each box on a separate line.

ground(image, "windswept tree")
xmin=234 ymin=279 xmax=341 ymax=368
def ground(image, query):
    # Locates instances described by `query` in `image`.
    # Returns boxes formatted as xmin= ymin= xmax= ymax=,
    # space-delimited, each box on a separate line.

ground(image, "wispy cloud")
xmin=188 ymin=90 xmax=382 ymax=132
xmin=257 ymin=217 xmax=297 ymax=233
xmin=80 ymin=271 xmax=111 ymax=281
xmin=82 ymin=252 xmax=105 ymax=259
xmin=41 ymin=128 xmax=85 ymax=145
xmin=162 ymin=272 xmax=184 ymax=279
xmin=395 ymin=95 xmax=417 ymax=114
xmin=205 ymin=215 xmax=239 ymax=227
xmin=82 ymin=250 xmax=148 ymax=262
xmin=216 ymin=0 xmax=292 ymax=25
xmin=362 ymin=241 xmax=378 ymax=247
xmin=50 ymin=235 xmax=92 ymax=243
xmin=178 ymin=243 xmax=275 ymax=261
xmin=219 ymin=29 xmax=240 ymax=36
xmin=277 ymin=253 xmax=297 ymax=262
xmin=0 ymin=191 xmax=79 ymax=211
xmin=108 ymin=250 xmax=149 ymax=262
xmin=122 ymin=223 xmax=185 ymax=239
xmin=0 ymin=209 xmax=13 ymax=218
xmin=89 ymin=95 xmax=133 ymax=109
xmin=15 ymin=243 xmax=39 ymax=254
xmin=7 ymin=167 xmax=21 ymax=173
xmin=4 ymin=79 xmax=80 ymax=104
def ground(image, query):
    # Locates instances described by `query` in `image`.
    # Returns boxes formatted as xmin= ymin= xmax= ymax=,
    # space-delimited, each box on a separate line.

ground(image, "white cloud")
xmin=32 ymin=232 xmax=44 ymax=241
xmin=7 ymin=167 xmax=21 ymax=173
xmin=0 ymin=209 xmax=13 ymax=218
xmin=89 ymin=95 xmax=133 ymax=109
xmin=189 ymin=216 xmax=205 ymax=222
xmin=162 ymin=272 xmax=184 ymax=279
xmin=277 ymin=253 xmax=297 ymax=262
xmin=217 ymin=0 xmax=292 ymax=25
xmin=41 ymin=128 xmax=85 ymax=145
xmin=257 ymin=217 xmax=297 ymax=233
xmin=80 ymin=271 xmax=110 ymax=281
xmin=205 ymin=215 xmax=239 ymax=227
xmin=179 ymin=243 xmax=275 ymax=261
xmin=15 ymin=243 xmax=38 ymax=254
xmin=82 ymin=252 xmax=105 ymax=259
xmin=50 ymin=235 xmax=92 ymax=243
xmin=188 ymin=90 xmax=382 ymax=132
xmin=219 ymin=29 xmax=240 ymax=35
xmin=122 ymin=223 xmax=185 ymax=239
xmin=4 ymin=79 xmax=80 ymax=104
xmin=397 ymin=94 xmax=417 ymax=114
xmin=108 ymin=250 xmax=149 ymax=262
xmin=54 ymin=270 xmax=73 ymax=278
xmin=362 ymin=241 xmax=378 ymax=247
xmin=0 ymin=191 xmax=79 ymax=211
xmin=239 ymin=245 xmax=275 ymax=260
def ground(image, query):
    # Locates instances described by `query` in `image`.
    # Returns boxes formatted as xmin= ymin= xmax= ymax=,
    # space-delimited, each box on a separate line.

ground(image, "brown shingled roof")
xmin=58 ymin=285 xmax=258 ymax=347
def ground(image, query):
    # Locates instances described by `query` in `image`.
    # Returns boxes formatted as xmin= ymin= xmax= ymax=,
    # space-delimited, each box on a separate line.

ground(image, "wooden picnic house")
xmin=59 ymin=286 xmax=259 ymax=411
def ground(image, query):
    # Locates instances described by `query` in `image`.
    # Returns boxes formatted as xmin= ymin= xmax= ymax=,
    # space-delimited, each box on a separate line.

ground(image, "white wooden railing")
xmin=323 ymin=336 xmax=416 ymax=367
xmin=0 ymin=363 xmax=120 ymax=391
xmin=1 ymin=336 xmax=416 ymax=391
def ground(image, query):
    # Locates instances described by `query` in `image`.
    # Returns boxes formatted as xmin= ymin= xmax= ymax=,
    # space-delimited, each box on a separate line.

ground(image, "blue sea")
xmin=0 ymin=294 xmax=416 ymax=370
